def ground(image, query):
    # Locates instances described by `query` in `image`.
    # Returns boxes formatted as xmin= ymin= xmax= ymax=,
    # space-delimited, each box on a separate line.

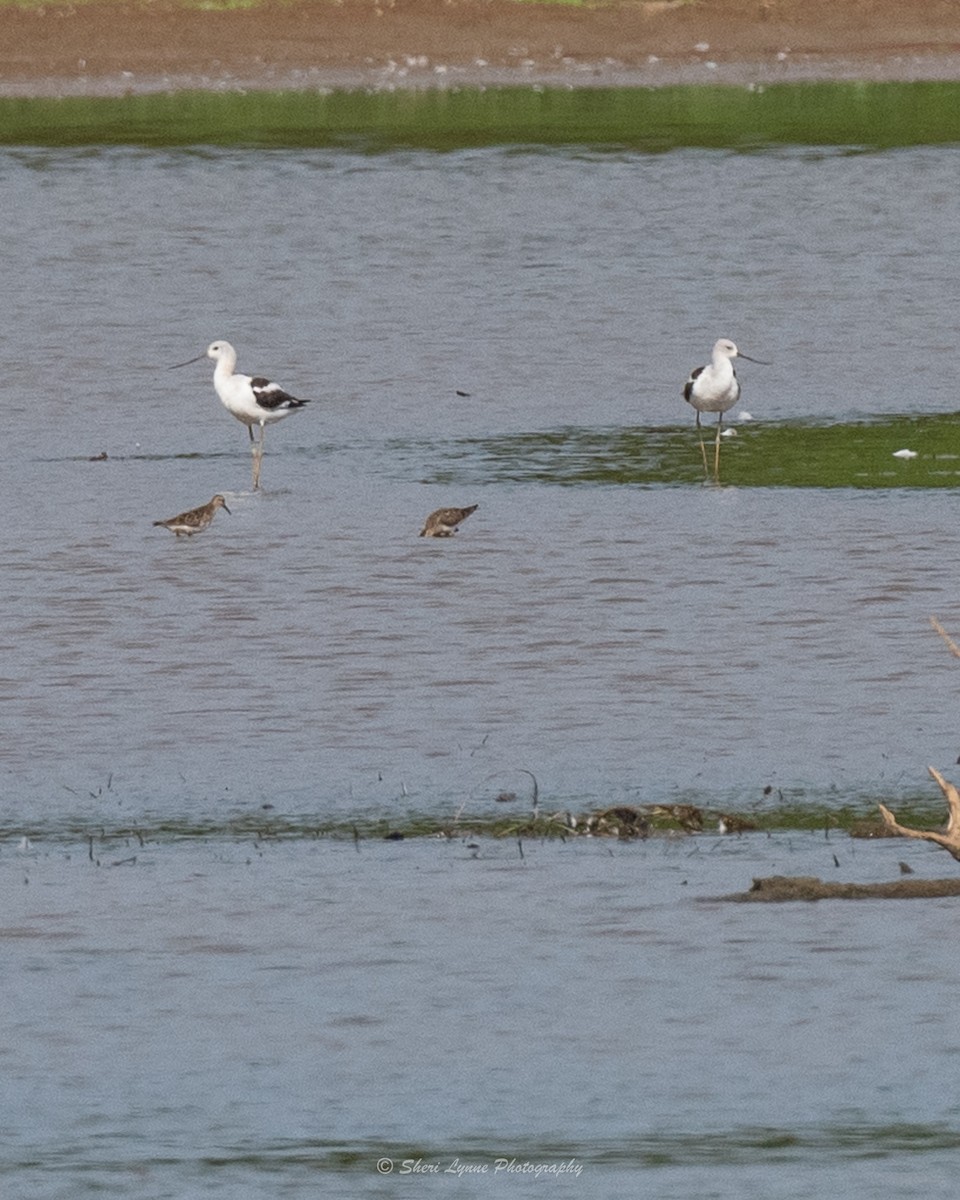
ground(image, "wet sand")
xmin=1 ymin=0 xmax=959 ymax=97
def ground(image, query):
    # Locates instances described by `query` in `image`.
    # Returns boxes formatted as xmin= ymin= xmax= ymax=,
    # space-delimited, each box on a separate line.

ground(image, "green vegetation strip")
xmin=1 ymin=82 xmax=960 ymax=148
xmin=417 ymin=414 xmax=960 ymax=489
xmin=4 ymin=800 xmax=949 ymax=848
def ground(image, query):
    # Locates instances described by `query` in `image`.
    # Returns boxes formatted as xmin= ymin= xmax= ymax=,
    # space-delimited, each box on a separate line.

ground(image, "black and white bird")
xmin=683 ymin=338 xmax=766 ymax=478
xmin=171 ymin=340 xmax=310 ymax=489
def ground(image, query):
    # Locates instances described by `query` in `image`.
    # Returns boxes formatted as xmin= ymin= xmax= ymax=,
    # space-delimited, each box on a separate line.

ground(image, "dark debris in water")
xmin=720 ymin=875 xmax=960 ymax=903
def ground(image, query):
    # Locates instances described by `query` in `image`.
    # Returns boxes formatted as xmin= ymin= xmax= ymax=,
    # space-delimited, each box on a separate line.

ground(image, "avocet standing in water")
xmin=683 ymin=338 xmax=768 ymax=480
xmin=171 ymin=340 xmax=310 ymax=489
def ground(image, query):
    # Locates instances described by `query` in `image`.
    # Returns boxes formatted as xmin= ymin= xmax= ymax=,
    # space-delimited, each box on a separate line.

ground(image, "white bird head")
xmin=713 ymin=338 xmax=770 ymax=366
xmin=206 ymin=340 xmax=237 ymax=366
xmin=169 ymin=339 xmax=237 ymax=372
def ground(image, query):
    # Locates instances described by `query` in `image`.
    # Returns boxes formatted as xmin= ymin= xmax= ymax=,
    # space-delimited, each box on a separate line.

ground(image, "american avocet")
xmin=684 ymin=338 xmax=768 ymax=478
xmin=153 ymin=494 xmax=230 ymax=537
xmin=419 ymin=504 xmax=478 ymax=537
xmin=171 ymin=341 xmax=310 ymax=490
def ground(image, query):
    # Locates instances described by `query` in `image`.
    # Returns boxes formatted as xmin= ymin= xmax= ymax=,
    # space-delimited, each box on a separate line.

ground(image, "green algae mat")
xmin=413 ymin=415 xmax=960 ymax=490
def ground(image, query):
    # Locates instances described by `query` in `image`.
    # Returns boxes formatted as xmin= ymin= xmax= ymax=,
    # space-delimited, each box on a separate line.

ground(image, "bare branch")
xmin=878 ymin=766 xmax=960 ymax=861
xmin=930 ymin=616 xmax=960 ymax=659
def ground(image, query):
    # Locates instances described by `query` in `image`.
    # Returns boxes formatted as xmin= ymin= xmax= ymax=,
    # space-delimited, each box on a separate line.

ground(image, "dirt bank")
xmin=1 ymin=0 xmax=960 ymax=97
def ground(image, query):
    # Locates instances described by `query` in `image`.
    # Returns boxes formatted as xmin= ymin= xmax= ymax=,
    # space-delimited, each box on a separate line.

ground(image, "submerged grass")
xmin=417 ymin=414 xmax=960 ymax=489
xmin=4 ymin=798 xmax=950 ymax=849
xmin=1 ymin=82 xmax=960 ymax=149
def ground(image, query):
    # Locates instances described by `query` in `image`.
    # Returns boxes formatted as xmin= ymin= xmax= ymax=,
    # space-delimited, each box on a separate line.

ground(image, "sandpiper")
xmin=153 ymin=494 xmax=231 ymax=537
xmin=419 ymin=504 xmax=478 ymax=537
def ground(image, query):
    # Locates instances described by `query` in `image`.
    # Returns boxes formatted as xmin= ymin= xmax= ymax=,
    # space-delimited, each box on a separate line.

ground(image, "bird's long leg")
xmin=714 ymin=413 xmax=723 ymax=480
xmin=252 ymin=424 xmax=265 ymax=490
xmin=695 ymin=412 xmax=709 ymax=476
xmin=246 ymin=423 xmax=261 ymax=490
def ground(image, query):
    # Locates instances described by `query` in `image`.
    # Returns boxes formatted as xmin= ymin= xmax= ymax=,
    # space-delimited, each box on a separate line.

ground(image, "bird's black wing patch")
xmin=250 ymin=377 xmax=308 ymax=411
xmin=683 ymin=365 xmax=704 ymax=401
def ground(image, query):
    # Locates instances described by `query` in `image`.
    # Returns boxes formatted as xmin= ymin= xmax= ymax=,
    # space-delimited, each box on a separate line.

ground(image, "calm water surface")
xmin=4 ymin=141 xmax=960 ymax=1196
xmin=6 ymin=835 xmax=960 ymax=1198
xmin=4 ymin=144 xmax=960 ymax=820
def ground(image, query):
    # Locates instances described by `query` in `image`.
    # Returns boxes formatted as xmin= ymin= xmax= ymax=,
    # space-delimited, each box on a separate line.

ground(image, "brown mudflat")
xmin=1 ymin=0 xmax=960 ymax=95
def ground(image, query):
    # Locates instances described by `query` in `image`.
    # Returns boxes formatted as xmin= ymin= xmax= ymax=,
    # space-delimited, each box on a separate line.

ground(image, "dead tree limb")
xmin=878 ymin=767 xmax=960 ymax=861
xmin=930 ymin=616 xmax=960 ymax=659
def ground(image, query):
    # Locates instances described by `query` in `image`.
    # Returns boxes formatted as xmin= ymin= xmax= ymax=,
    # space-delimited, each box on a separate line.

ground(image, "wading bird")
xmin=171 ymin=341 xmax=310 ymax=490
xmin=153 ymin=494 xmax=230 ymax=537
xmin=419 ymin=504 xmax=478 ymax=538
xmin=684 ymin=338 xmax=768 ymax=479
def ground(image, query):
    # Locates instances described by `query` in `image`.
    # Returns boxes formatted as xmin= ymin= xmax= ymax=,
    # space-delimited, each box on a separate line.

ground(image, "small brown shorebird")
xmin=648 ymin=803 xmax=705 ymax=832
xmin=153 ymin=494 xmax=231 ymax=537
xmin=419 ymin=504 xmax=478 ymax=538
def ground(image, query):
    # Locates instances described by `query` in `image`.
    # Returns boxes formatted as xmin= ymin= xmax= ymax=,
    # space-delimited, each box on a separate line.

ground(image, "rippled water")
xmin=7 ymin=834 xmax=960 ymax=1198
xmin=4 ymin=139 xmax=960 ymax=1196
xmin=5 ymin=143 xmax=960 ymax=821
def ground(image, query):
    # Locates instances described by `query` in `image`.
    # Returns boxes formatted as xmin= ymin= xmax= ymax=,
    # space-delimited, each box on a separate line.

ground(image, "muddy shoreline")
xmin=1 ymin=0 xmax=960 ymax=97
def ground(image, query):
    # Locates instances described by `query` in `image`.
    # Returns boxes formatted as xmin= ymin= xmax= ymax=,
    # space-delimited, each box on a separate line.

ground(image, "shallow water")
xmin=6 ymin=833 xmax=960 ymax=1198
xmin=4 ymin=137 xmax=960 ymax=1196
xmin=4 ymin=142 xmax=960 ymax=824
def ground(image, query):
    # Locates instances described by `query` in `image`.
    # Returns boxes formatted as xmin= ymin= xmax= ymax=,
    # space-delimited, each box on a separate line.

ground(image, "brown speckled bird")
xmin=419 ymin=504 xmax=478 ymax=538
xmin=153 ymin=494 xmax=231 ymax=537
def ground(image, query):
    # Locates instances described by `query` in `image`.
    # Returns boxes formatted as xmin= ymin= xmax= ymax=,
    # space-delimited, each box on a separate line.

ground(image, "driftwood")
xmin=878 ymin=766 xmax=960 ymax=861
xmin=930 ymin=616 xmax=960 ymax=660
xmin=721 ymin=875 xmax=960 ymax=902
